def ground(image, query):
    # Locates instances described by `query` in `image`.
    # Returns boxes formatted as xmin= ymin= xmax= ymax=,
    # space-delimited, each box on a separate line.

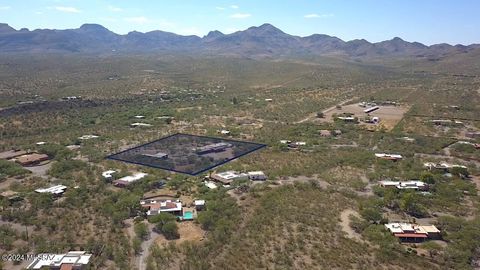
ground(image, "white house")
xmin=130 ymin=122 xmax=152 ymax=127
xmin=248 ymin=171 xmax=267 ymax=181
xmin=211 ymin=171 xmax=248 ymax=185
xmin=102 ymin=170 xmax=117 ymax=179
xmin=379 ymin=180 xmax=428 ymax=191
xmin=78 ymin=135 xmax=99 ymax=140
xmin=375 ymin=153 xmax=403 ymax=161
xmin=35 ymin=185 xmax=67 ymax=195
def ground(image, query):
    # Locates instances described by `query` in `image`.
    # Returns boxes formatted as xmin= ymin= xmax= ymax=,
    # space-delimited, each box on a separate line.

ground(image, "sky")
xmin=0 ymin=0 xmax=479 ymax=45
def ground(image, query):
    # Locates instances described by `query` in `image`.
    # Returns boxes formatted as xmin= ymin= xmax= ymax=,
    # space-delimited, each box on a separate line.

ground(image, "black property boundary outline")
xmin=105 ymin=133 xmax=267 ymax=176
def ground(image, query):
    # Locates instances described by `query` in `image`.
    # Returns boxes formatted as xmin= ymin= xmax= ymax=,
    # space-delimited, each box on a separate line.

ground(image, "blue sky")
xmin=0 ymin=0 xmax=478 ymax=45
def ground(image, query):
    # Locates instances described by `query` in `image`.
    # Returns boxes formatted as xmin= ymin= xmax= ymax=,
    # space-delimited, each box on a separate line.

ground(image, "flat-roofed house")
xmin=195 ymin=142 xmax=232 ymax=155
xmin=211 ymin=171 xmax=248 ymax=185
xmin=113 ymin=173 xmax=148 ymax=187
xmin=141 ymin=152 xmax=168 ymax=159
xmin=140 ymin=199 xmax=183 ymax=216
xmin=248 ymin=171 xmax=267 ymax=181
xmin=35 ymin=185 xmax=67 ymax=196
xmin=194 ymin=200 xmax=205 ymax=211
xmin=16 ymin=153 xmax=50 ymax=166
xmin=379 ymin=180 xmax=428 ymax=191
xmin=0 ymin=149 xmax=28 ymax=160
xmin=27 ymin=251 xmax=92 ymax=270
xmin=375 ymin=153 xmax=403 ymax=161
xmin=385 ymin=223 xmax=440 ymax=242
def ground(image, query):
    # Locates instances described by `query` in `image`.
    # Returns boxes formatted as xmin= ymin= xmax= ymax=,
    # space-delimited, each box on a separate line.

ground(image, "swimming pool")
xmin=182 ymin=211 xmax=194 ymax=220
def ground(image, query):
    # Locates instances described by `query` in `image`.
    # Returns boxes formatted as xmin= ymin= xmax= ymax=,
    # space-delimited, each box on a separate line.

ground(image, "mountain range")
xmin=0 ymin=22 xmax=479 ymax=58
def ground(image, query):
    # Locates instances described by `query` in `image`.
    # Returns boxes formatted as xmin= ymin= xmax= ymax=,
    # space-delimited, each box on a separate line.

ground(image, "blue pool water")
xmin=183 ymin=211 xmax=193 ymax=220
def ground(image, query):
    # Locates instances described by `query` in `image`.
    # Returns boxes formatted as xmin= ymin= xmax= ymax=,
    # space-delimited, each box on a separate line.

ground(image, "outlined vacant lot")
xmin=106 ymin=133 xmax=266 ymax=175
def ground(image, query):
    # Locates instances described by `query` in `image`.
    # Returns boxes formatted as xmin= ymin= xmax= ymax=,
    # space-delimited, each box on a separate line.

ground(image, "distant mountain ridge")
xmin=0 ymin=22 xmax=478 ymax=58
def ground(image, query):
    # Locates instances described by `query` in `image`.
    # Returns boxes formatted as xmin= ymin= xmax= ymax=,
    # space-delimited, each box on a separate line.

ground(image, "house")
xmin=319 ymin=130 xmax=332 ymax=137
xmin=365 ymin=116 xmax=380 ymax=124
xmin=101 ymin=170 xmax=117 ymax=180
xmin=398 ymin=137 xmax=415 ymax=142
xmin=475 ymin=144 xmax=480 ymax=149
xmin=15 ymin=153 xmax=49 ymax=166
xmin=211 ymin=171 xmax=248 ymax=185
xmin=36 ymin=141 xmax=47 ymax=146
xmin=265 ymin=98 xmax=273 ymax=102
xmin=364 ymin=106 xmax=380 ymax=113
xmin=140 ymin=199 xmax=183 ymax=216
xmin=0 ymin=149 xmax=28 ymax=160
xmin=35 ymin=185 xmax=67 ymax=196
xmin=219 ymin=129 xmax=230 ymax=135
xmin=194 ymin=200 xmax=205 ymax=211
xmin=248 ymin=171 xmax=267 ymax=181
xmin=134 ymin=115 xmax=145 ymax=119
xmin=113 ymin=173 xmax=148 ymax=187
xmin=466 ymin=132 xmax=480 ymax=139
xmin=195 ymin=142 xmax=232 ymax=155
xmin=27 ymin=251 xmax=92 ymax=270
xmin=379 ymin=180 xmax=428 ymax=191
xmin=204 ymin=181 xmax=218 ymax=189
xmin=130 ymin=122 xmax=152 ymax=127
xmin=142 ymin=152 xmax=168 ymax=159
xmin=279 ymin=140 xmax=292 ymax=144
xmin=78 ymin=135 xmax=99 ymax=140
xmin=66 ymin=145 xmax=81 ymax=150
xmin=375 ymin=153 xmax=403 ymax=161
xmin=337 ymin=116 xmax=356 ymax=122
xmin=429 ymin=119 xmax=463 ymax=126
xmin=424 ymin=162 xmax=467 ymax=172
xmin=385 ymin=223 xmax=440 ymax=242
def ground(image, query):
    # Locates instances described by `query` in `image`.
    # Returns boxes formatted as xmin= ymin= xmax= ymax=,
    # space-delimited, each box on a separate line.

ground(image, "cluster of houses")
xmin=27 ymin=251 xmax=92 ymax=270
xmin=385 ymin=222 xmax=441 ymax=242
xmin=375 ymin=153 xmax=403 ymax=161
xmin=0 ymin=149 xmax=50 ymax=167
xmin=379 ymin=180 xmax=428 ymax=191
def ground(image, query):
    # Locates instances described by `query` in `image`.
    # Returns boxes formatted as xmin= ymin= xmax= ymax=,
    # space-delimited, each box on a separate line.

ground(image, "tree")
xmin=132 ymin=238 xmax=142 ymax=255
xmin=400 ymin=192 xmax=426 ymax=217
xmin=161 ymin=221 xmax=179 ymax=240
xmin=231 ymin=96 xmax=238 ymax=105
xmin=450 ymin=166 xmax=469 ymax=178
xmin=420 ymin=172 xmax=436 ymax=184
xmin=316 ymin=112 xmax=324 ymax=118
xmin=134 ymin=222 xmax=149 ymax=240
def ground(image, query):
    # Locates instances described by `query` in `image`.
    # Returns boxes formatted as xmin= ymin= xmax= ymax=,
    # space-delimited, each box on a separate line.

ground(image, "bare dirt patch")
xmin=155 ymin=222 xmax=205 ymax=246
xmin=339 ymin=209 xmax=363 ymax=241
xmin=319 ymin=103 xmax=409 ymax=131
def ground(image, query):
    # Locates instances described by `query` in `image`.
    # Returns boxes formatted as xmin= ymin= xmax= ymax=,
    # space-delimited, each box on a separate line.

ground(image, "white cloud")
xmin=230 ymin=5 xmax=239 ymax=9
xmin=124 ymin=16 xmax=150 ymax=24
xmin=53 ymin=6 xmax=81 ymax=13
xmin=108 ymin=5 xmax=123 ymax=12
xmin=177 ymin=27 xmax=204 ymax=36
xmin=230 ymin=13 xmax=251 ymax=19
xmin=0 ymin=6 xmax=11 ymax=10
xmin=100 ymin=17 xmax=118 ymax=22
xmin=215 ymin=6 xmax=225 ymax=10
xmin=304 ymin=13 xmax=334 ymax=19
xmin=34 ymin=11 xmax=43 ymax=15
